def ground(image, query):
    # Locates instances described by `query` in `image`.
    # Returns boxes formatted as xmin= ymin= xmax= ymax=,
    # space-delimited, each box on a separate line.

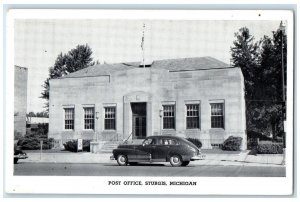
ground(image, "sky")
xmin=14 ymin=19 xmax=281 ymax=113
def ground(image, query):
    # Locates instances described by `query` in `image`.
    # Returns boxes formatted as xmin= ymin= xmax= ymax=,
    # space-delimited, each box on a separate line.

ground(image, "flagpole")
xmin=141 ymin=23 xmax=145 ymax=68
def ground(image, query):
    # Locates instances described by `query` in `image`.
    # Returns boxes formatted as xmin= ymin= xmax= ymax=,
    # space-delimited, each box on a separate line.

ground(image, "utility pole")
xmin=279 ymin=21 xmax=286 ymax=148
xmin=280 ymin=21 xmax=286 ymax=104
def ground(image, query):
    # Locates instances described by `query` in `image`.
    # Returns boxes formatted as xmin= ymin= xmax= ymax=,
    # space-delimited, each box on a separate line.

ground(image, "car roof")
xmin=147 ymin=135 xmax=184 ymax=140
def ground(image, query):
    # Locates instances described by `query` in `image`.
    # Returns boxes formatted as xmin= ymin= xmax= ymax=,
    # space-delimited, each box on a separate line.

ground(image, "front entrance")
xmin=131 ymin=103 xmax=147 ymax=139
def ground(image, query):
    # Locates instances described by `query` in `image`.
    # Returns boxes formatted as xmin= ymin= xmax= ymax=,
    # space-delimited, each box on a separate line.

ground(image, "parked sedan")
xmin=14 ymin=141 xmax=28 ymax=164
xmin=110 ymin=135 xmax=205 ymax=166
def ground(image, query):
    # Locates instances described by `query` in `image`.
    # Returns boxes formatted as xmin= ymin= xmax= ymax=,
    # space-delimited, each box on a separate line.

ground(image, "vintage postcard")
xmin=5 ymin=9 xmax=294 ymax=195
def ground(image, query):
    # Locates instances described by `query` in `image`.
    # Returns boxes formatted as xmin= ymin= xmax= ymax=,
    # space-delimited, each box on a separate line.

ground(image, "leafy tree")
xmin=230 ymin=25 xmax=286 ymax=141
xmin=27 ymin=111 xmax=48 ymax=118
xmin=254 ymin=27 xmax=287 ymax=138
xmin=36 ymin=111 xmax=49 ymax=118
xmin=41 ymin=44 xmax=99 ymax=109
xmin=27 ymin=111 xmax=36 ymax=117
xmin=230 ymin=27 xmax=260 ymax=99
xmin=230 ymin=27 xmax=260 ymax=137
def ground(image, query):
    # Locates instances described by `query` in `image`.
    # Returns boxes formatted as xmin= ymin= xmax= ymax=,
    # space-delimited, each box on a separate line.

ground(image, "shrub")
xmin=186 ymin=138 xmax=202 ymax=148
xmin=222 ymin=136 xmax=242 ymax=151
xmin=256 ymin=141 xmax=283 ymax=154
xmin=83 ymin=140 xmax=91 ymax=152
xmin=63 ymin=139 xmax=91 ymax=152
xmin=63 ymin=140 xmax=77 ymax=152
xmin=21 ymin=127 xmax=54 ymax=150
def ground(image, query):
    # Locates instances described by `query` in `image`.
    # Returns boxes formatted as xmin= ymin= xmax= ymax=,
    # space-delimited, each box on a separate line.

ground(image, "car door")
xmin=135 ymin=138 xmax=153 ymax=161
xmin=166 ymin=138 xmax=182 ymax=155
xmin=151 ymin=138 xmax=170 ymax=161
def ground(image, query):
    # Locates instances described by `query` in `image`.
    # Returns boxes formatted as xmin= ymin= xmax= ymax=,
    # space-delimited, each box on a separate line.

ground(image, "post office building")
xmin=48 ymin=57 xmax=247 ymax=149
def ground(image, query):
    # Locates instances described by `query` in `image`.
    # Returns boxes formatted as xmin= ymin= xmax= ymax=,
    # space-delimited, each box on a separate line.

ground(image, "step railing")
xmin=122 ymin=132 xmax=133 ymax=144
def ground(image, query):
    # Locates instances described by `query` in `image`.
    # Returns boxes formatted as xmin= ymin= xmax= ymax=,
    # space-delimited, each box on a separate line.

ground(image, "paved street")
xmin=14 ymin=162 xmax=286 ymax=177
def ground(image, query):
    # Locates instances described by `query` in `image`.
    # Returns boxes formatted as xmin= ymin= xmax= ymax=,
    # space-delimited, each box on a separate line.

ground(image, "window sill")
xmin=102 ymin=130 xmax=117 ymax=132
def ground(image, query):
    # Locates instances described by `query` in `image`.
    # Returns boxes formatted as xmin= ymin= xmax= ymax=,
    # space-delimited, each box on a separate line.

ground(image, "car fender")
xmin=166 ymin=151 xmax=191 ymax=162
xmin=113 ymin=147 xmax=151 ymax=161
xmin=113 ymin=148 xmax=135 ymax=158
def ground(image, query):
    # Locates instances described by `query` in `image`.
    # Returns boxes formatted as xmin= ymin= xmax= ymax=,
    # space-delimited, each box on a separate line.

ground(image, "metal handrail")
xmin=123 ymin=132 xmax=133 ymax=144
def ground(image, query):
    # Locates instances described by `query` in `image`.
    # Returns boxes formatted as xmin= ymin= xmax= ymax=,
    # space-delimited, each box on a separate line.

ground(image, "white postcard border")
xmin=4 ymin=9 xmax=294 ymax=195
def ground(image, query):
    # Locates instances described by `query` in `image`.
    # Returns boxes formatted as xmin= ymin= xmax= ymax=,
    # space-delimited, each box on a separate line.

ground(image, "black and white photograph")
xmin=5 ymin=9 xmax=294 ymax=195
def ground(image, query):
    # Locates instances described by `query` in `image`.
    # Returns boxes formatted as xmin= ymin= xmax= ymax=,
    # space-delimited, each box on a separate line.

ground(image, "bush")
xmin=247 ymin=130 xmax=273 ymax=150
xmin=20 ymin=125 xmax=54 ymax=150
xmin=63 ymin=140 xmax=77 ymax=152
xmin=63 ymin=139 xmax=91 ymax=152
xmin=186 ymin=138 xmax=202 ymax=148
xmin=222 ymin=136 xmax=242 ymax=151
xmin=247 ymin=138 xmax=259 ymax=150
xmin=256 ymin=141 xmax=283 ymax=154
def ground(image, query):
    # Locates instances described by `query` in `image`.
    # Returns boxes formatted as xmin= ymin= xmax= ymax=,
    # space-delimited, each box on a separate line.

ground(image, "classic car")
xmin=110 ymin=135 xmax=205 ymax=166
xmin=14 ymin=141 xmax=28 ymax=164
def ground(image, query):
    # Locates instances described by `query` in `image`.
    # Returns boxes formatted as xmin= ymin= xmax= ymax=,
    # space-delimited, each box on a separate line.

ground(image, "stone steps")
xmin=100 ymin=142 xmax=121 ymax=153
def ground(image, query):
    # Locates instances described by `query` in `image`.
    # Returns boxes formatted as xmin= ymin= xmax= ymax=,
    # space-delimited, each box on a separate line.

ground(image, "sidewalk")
xmin=21 ymin=149 xmax=285 ymax=167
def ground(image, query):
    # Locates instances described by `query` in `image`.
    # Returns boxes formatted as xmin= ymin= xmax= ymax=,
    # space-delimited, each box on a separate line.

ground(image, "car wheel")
xmin=14 ymin=158 xmax=18 ymax=164
xmin=182 ymin=161 xmax=190 ymax=166
xmin=117 ymin=154 xmax=128 ymax=166
xmin=170 ymin=154 xmax=182 ymax=167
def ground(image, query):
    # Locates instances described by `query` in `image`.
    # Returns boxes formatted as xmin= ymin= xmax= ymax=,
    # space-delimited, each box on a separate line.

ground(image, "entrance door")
xmin=131 ymin=103 xmax=147 ymax=139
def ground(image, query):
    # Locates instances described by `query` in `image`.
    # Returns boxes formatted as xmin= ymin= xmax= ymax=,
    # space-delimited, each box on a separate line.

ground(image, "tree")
xmin=230 ymin=27 xmax=261 ymax=137
xmin=41 ymin=44 xmax=99 ymax=109
xmin=230 ymin=27 xmax=260 ymax=99
xmin=230 ymin=25 xmax=287 ymax=140
xmin=27 ymin=112 xmax=36 ymax=117
xmin=254 ymin=27 xmax=287 ymax=138
xmin=27 ymin=111 xmax=48 ymax=117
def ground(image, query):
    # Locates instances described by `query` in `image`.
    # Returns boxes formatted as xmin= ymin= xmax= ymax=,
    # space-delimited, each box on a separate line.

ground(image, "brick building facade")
xmin=49 ymin=57 xmax=247 ymax=149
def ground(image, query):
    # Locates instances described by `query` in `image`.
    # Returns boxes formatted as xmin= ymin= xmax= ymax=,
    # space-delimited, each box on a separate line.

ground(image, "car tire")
xmin=117 ymin=154 xmax=128 ymax=166
xmin=14 ymin=158 xmax=18 ymax=164
xmin=169 ymin=154 xmax=182 ymax=167
xmin=182 ymin=161 xmax=190 ymax=166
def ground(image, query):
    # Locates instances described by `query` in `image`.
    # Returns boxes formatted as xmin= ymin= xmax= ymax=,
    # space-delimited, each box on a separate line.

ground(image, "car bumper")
xmin=110 ymin=155 xmax=115 ymax=160
xmin=14 ymin=154 xmax=28 ymax=159
xmin=191 ymin=154 xmax=206 ymax=161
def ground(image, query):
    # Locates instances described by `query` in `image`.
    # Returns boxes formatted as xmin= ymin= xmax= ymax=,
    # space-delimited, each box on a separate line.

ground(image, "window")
xmin=104 ymin=107 xmax=116 ymax=130
xmin=211 ymin=103 xmax=224 ymax=128
xmin=143 ymin=138 xmax=155 ymax=145
xmin=186 ymin=104 xmax=200 ymax=129
xmin=163 ymin=105 xmax=175 ymax=129
xmin=162 ymin=138 xmax=179 ymax=145
xmin=84 ymin=107 xmax=94 ymax=130
xmin=64 ymin=108 xmax=74 ymax=130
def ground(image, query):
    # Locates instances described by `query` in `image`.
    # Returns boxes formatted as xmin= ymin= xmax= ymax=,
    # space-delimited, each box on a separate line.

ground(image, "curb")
xmin=20 ymin=154 xmax=285 ymax=167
